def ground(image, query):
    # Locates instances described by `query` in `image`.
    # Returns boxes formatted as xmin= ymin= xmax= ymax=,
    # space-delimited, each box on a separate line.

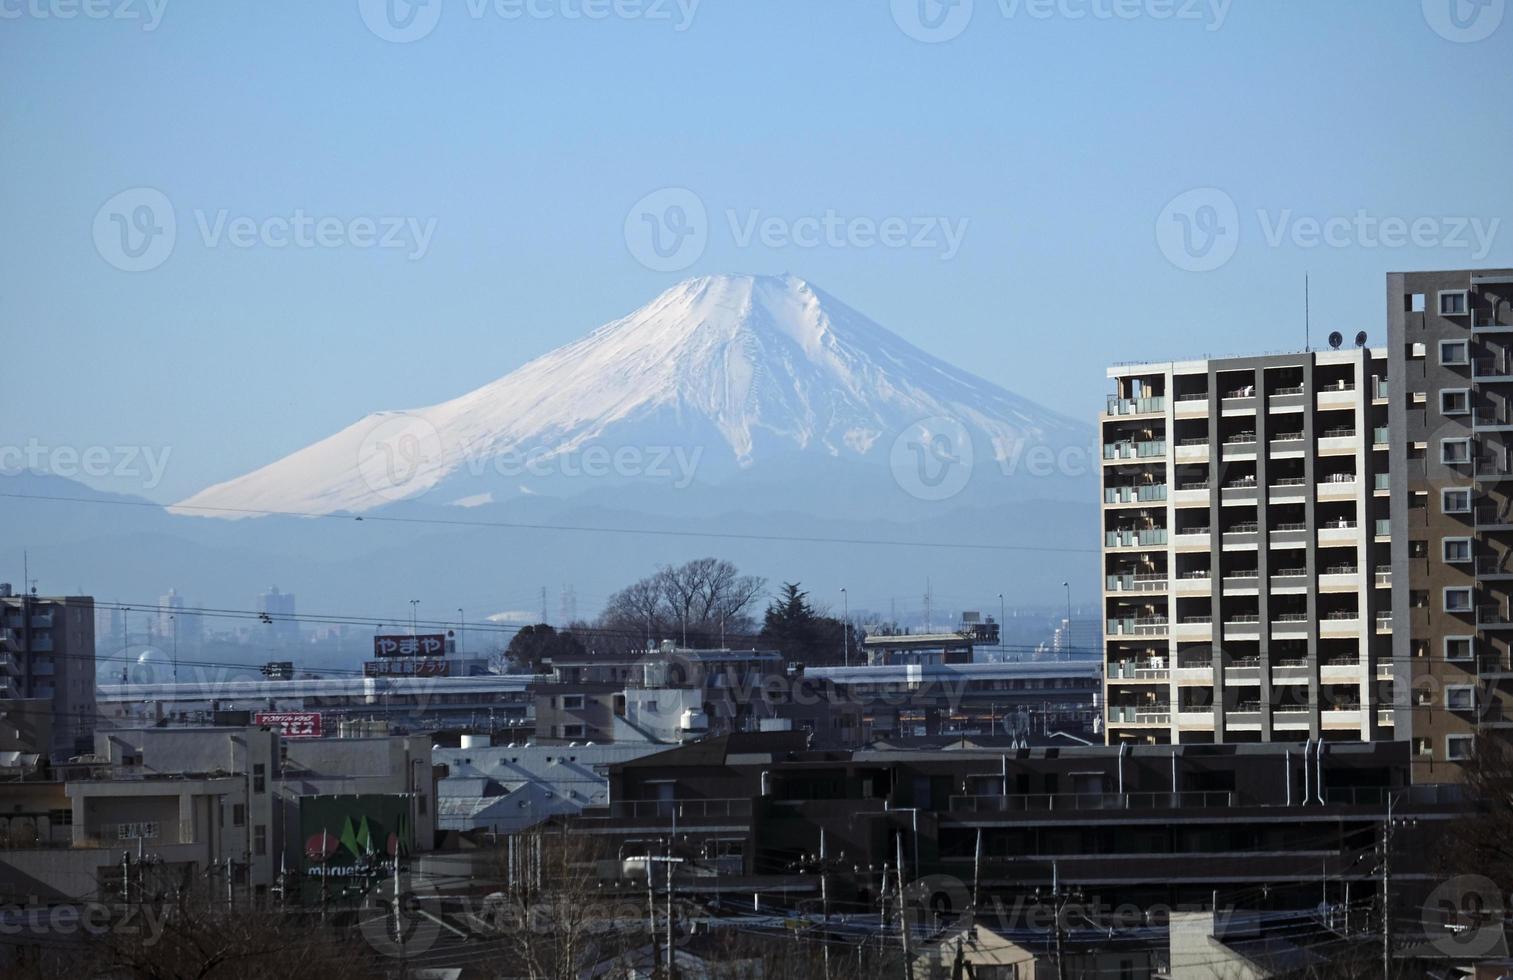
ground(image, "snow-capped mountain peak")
xmin=173 ymin=274 xmax=1086 ymax=517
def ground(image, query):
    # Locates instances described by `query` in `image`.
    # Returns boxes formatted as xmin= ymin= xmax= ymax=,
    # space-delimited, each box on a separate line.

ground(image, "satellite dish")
xmin=1328 ymin=331 xmax=1344 ymax=350
xmin=1355 ymin=331 xmax=1368 ymax=348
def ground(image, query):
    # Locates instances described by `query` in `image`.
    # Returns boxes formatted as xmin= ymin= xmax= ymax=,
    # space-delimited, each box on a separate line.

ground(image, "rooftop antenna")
xmin=1304 ymin=274 xmax=1311 ymax=353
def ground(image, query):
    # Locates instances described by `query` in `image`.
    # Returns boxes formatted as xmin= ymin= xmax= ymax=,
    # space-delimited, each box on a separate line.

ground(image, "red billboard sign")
xmin=373 ymin=634 xmax=446 ymax=658
xmin=255 ymin=711 xmax=323 ymax=739
xmin=363 ymin=659 xmax=450 ymax=678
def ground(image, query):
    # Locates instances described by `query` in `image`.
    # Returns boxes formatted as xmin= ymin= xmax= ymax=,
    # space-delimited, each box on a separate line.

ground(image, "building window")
xmin=561 ymin=695 xmax=585 ymax=710
xmin=253 ymin=825 xmax=266 ymax=856
xmin=253 ymin=764 xmax=266 ymax=793
xmin=1441 ymin=389 xmax=1471 ymax=415
xmin=1440 ymin=340 xmax=1469 ymax=365
xmin=1440 ymin=290 xmax=1469 ymax=316
xmin=1409 ymin=293 xmax=1427 ymax=313
xmin=1446 ymin=735 xmax=1474 ymax=761
xmin=48 ymin=809 xmax=72 ymax=826
xmin=562 ymin=724 xmax=585 ymax=738
xmin=419 ymin=793 xmax=428 ymax=817
xmin=1446 ymin=637 xmax=1475 ymax=661
xmin=1442 ymin=438 xmax=1471 ymax=464
xmin=1443 ymin=488 xmax=1472 ymax=514
xmin=1447 ymin=686 xmax=1476 ymax=711
xmin=233 ymin=804 xmax=246 ymax=827
xmin=1444 ymin=587 xmax=1473 ymax=613
xmin=1444 ymin=538 xmax=1473 ymax=563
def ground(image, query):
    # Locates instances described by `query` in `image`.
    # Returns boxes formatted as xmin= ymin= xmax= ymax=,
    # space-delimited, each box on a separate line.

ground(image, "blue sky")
xmin=4 ymin=0 xmax=1511 ymax=502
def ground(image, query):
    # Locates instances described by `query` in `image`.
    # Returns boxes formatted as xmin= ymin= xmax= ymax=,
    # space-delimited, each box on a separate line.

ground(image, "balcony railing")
xmin=949 ymin=790 xmax=1234 ymax=813
xmin=1223 ymin=432 xmax=1258 ymax=446
xmin=1107 ymin=396 xmax=1166 ymax=416
xmin=602 ymin=799 xmax=753 ymax=820
xmin=1474 ymin=356 xmax=1512 ymax=379
xmin=1477 ymin=555 xmax=1513 ymax=575
xmin=1175 ymin=392 xmax=1210 ymax=403
xmin=1106 ymin=528 xmax=1168 ymax=548
xmin=1104 ymin=484 xmax=1168 ymax=504
xmin=1272 ymin=384 xmax=1305 ymax=396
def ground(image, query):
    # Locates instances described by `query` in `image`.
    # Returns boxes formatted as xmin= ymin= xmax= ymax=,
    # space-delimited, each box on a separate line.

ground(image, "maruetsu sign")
xmin=373 ymin=633 xmax=446 ymax=658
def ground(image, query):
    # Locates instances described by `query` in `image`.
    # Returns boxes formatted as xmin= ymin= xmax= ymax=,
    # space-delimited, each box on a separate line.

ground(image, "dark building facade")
xmin=1388 ymin=269 xmax=1513 ymax=781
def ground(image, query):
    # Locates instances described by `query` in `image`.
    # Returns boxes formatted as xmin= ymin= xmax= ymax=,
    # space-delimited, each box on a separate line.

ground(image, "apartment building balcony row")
xmin=1103 ymin=439 xmax=1167 ymax=462
xmin=1104 ymin=483 xmax=1168 ymax=506
xmin=1105 ymin=395 xmax=1167 ymax=417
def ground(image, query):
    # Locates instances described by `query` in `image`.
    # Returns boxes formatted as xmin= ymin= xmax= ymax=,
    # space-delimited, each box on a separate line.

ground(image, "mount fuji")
xmin=174 ymin=274 xmax=1091 ymax=519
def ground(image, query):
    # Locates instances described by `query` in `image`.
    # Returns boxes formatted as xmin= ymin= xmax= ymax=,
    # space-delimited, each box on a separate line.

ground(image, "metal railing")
xmin=949 ymin=791 xmax=1234 ymax=813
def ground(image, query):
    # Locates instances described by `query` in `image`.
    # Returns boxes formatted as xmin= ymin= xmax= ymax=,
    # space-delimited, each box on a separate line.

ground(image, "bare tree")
xmin=600 ymin=559 xmax=766 ymax=648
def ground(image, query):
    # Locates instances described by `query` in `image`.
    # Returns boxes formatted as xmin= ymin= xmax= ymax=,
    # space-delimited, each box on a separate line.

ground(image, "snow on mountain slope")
xmin=172 ymin=274 xmax=1088 ymax=517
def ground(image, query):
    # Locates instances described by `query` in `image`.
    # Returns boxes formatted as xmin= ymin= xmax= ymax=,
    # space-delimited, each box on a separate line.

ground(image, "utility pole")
xmin=1062 ymin=582 xmax=1073 ymax=659
xmin=841 ymin=588 xmax=849 ymax=667
xmin=820 ymin=829 xmax=832 ymax=980
xmin=409 ymin=599 xmax=419 ymax=635
xmin=1382 ymin=792 xmax=1395 ymax=980
xmin=971 ymin=828 xmax=983 ymax=921
xmin=897 ymin=834 xmax=914 ymax=980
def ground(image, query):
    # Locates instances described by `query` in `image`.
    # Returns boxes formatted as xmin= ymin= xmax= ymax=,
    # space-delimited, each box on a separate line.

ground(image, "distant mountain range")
xmin=5 ymin=275 xmax=1101 ymax=645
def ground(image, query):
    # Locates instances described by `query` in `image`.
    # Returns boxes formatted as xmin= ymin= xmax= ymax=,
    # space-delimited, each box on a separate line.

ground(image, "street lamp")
xmin=409 ymin=600 xmax=419 ymax=635
xmin=1062 ymin=582 xmax=1073 ymax=660
xmin=840 ymin=588 xmax=849 ymax=667
xmin=458 ymin=607 xmax=465 ymax=655
xmin=998 ymin=593 xmax=1006 ymax=662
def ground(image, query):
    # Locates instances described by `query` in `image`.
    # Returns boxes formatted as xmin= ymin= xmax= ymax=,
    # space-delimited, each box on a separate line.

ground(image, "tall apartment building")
xmin=1388 ymin=269 xmax=1513 ymax=780
xmin=1101 ymin=349 xmax=1394 ymax=744
xmin=0 ymin=586 xmax=98 ymax=757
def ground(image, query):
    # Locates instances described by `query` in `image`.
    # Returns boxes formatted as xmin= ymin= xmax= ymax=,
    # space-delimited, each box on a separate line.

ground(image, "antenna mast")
xmin=1304 ymin=274 xmax=1311 ymax=353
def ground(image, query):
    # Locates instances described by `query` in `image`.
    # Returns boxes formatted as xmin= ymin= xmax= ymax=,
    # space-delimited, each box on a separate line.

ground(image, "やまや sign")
xmin=373 ymin=633 xmax=446 ymax=658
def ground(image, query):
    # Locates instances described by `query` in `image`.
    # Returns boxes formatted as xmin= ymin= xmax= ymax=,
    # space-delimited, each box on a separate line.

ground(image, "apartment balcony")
xmin=1474 ymin=506 xmax=1513 ymax=530
xmin=1174 ymin=438 xmax=1209 ymax=462
xmin=1107 ymin=703 xmax=1173 ymax=726
xmin=1271 ymin=613 xmax=1310 ymax=639
xmin=1105 ymin=616 xmax=1169 ymax=638
xmin=1375 ymin=565 xmax=1392 ymax=588
xmin=1477 ymin=605 xmax=1513 ymax=629
xmin=1174 ymin=616 xmax=1213 ymax=641
xmin=1269 ymin=477 xmax=1308 ymax=504
xmin=1221 ymin=433 xmax=1258 ymax=460
xmin=1172 ymin=481 xmax=1211 ymax=506
xmin=1174 ymin=571 xmax=1213 ymax=596
xmin=1372 ymin=378 xmax=1389 ymax=402
xmin=1273 ymin=705 xmax=1312 ymax=729
xmin=1221 ymin=570 xmax=1260 ymax=593
xmin=1317 ymin=383 xmax=1357 ymax=410
xmin=1173 ymin=527 xmax=1212 ymax=550
xmin=1220 ymin=388 xmax=1258 ymax=414
xmin=1174 ymin=658 xmax=1214 ymax=685
xmin=1321 ymin=611 xmax=1362 ymax=638
xmin=1319 ymin=565 xmax=1361 ymax=591
xmin=1106 ymin=395 xmax=1167 ymax=417
xmin=1376 ymin=612 xmax=1393 ymax=635
xmin=1317 ymin=426 xmax=1359 ymax=455
xmin=1271 ymin=522 xmax=1310 ymax=547
xmin=1227 ymin=702 xmax=1263 ymax=729
xmin=1473 ymin=312 xmax=1513 ymax=334
xmin=1373 ymin=472 xmax=1391 ymax=495
xmin=1474 ymin=456 xmax=1513 ymax=481
xmin=1374 ymin=519 xmax=1391 ymax=540
xmin=1268 ymin=431 xmax=1306 ymax=455
xmin=1104 ymin=484 xmax=1168 ymax=506
xmin=1474 ymin=355 xmax=1513 ymax=382
xmin=1174 ymin=392 xmax=1210 ymax=418
xmin=1322 ymin=706 xmax=1365 ymax=730
xmin=1321 ymin=658 xmax=1363 ymax=684
xmin=1102 ymin=440 xmax=1167 ymax=463
xmin=1220 ymin=477 xmax=1259 ymax=504
xmin=1317 ymin=475 xmax=1358 ymax=501
xmin=1270 ymin=567 xmax=1309 ymax=592
xmin=1176 ymin=708 xmax=1216 ymax=729
xmin=1268 ymin=384 xmax=1307 ymax=410
xmin=1222 ymin=614 xmax=1262 ymax=641
xmin=1105 ymin=527 xmax=1168 ymax=550
xmin=1225 ymin=657 xmax=1262 ymax=683
xmin=1106 ymin=659 xmax=1170 ymax=683
xmin=1106 ymin=572 xmax=1169 ymax=594
xmin=947 ymin=789 xmax=1234 ymax=813
xmin=1317 ymin=520 xmax=1360 ymax=546
xmin=1477 ymin=555 xmax=1513 ymax=580
xmin=1373 ymin=425 xmax=1390 ymax=447
xmin=1272 ymin=659 xmax=1311 ymax=684
xmin=28 ymin=635 xmax=53 ymax=653
xmin=1474 ymin=407 xmax=1513 ymax=432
